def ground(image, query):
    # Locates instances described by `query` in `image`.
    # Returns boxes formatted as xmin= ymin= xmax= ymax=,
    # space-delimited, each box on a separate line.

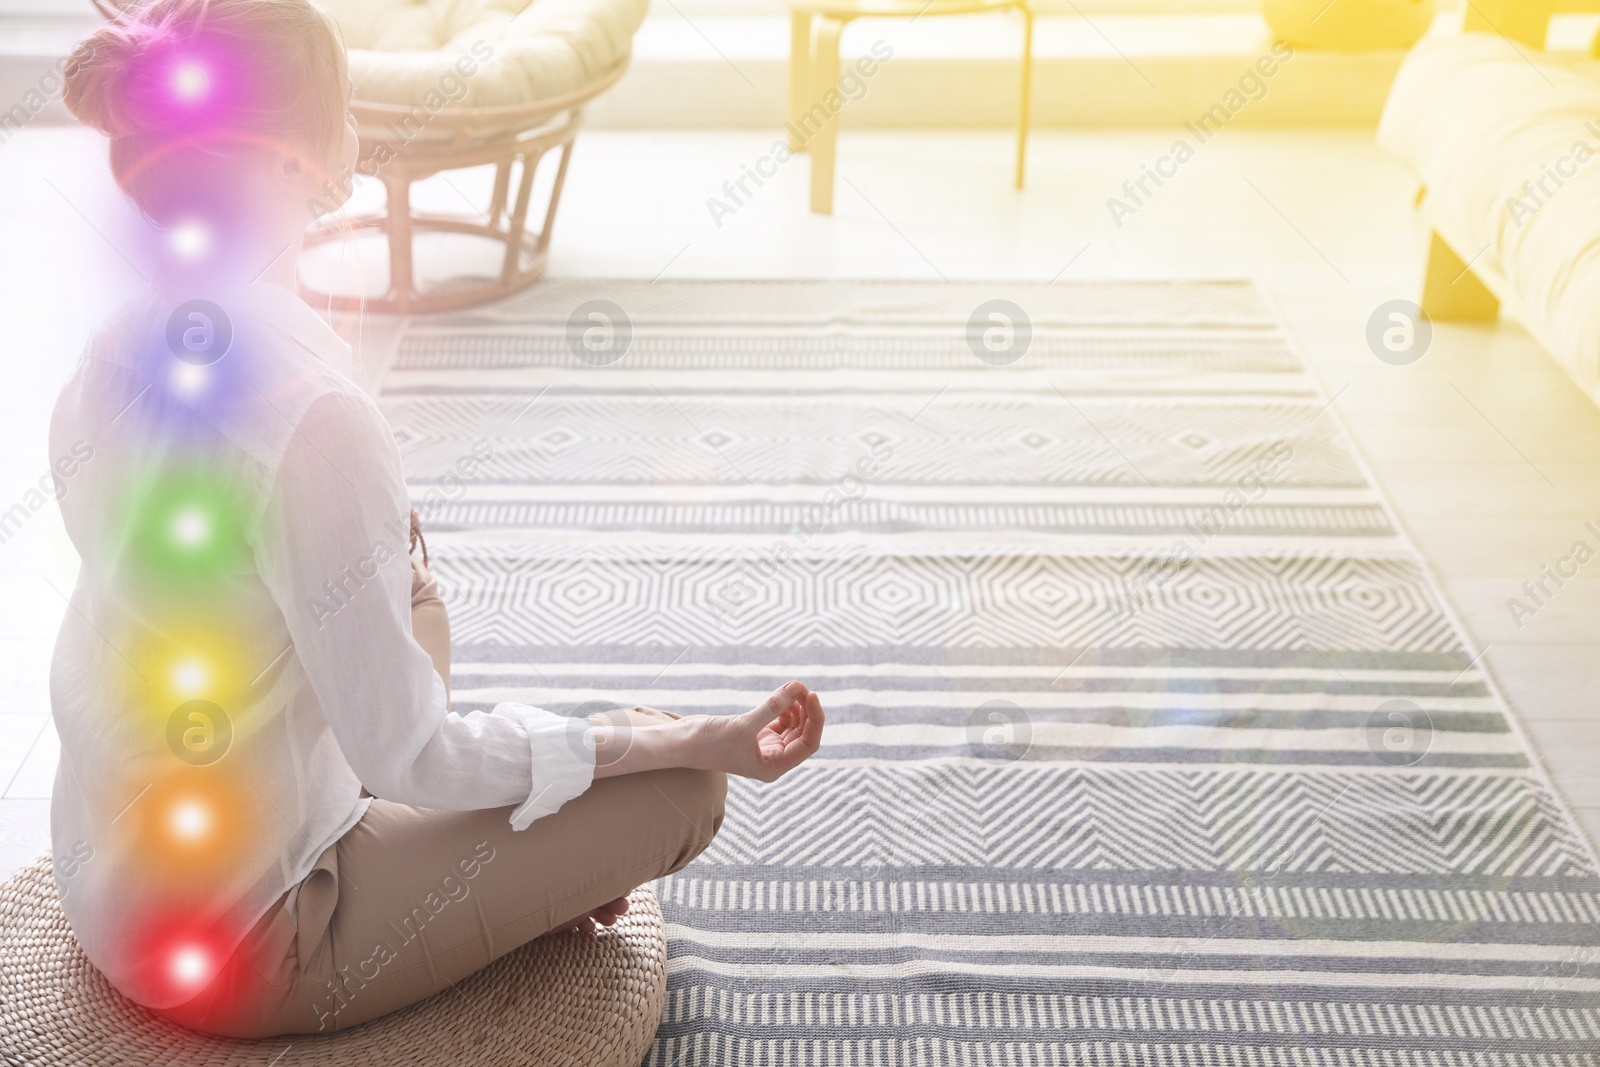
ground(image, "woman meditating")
xmin=50 ymin=0 xmax=824 ymax=1037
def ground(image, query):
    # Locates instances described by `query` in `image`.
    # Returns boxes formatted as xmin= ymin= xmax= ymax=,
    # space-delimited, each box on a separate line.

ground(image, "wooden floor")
xmin=2 ymin=126 xmax=1596 ymax=879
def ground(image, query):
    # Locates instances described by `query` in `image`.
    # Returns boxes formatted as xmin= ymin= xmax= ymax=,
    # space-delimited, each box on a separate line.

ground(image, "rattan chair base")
xmin=0 ymin=853 xmax=668 ymax=1067
xmin=301 ymin=208 xmax=554 ymax=316
xmin=299 ymin=60 xmax=629 ymax=315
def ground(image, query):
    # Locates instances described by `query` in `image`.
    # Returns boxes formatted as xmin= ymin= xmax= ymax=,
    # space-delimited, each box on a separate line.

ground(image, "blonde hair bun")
xmin=63 ymin=23 xmax=151 ymax=139
xmin=58 ymin=0 xmax=347 ymax=225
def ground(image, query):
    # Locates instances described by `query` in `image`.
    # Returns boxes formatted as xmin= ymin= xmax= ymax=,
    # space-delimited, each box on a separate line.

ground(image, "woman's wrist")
xmin=584 ymin=682 xmax=822 ymax=784
xmin=589 ymin=716 xmax=705 ymax=779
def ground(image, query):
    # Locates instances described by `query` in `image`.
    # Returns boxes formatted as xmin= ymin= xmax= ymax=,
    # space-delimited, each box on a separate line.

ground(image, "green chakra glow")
xmin=120 ymin=466 xmax=252 ymax=587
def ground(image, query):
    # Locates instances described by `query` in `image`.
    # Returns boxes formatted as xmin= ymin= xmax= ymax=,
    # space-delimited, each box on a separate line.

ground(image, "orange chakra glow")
xmin=129 ymin=767 xmax=257 ymax=880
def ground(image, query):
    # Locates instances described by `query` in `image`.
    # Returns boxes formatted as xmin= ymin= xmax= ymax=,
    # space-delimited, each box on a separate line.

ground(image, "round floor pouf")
xmin=0 ymin=853 xmax=668 ymax=1067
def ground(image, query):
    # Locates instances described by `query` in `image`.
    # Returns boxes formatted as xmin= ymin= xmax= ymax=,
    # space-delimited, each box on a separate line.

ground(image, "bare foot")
xmin=547 ymin=894 xmax=630 ymax=936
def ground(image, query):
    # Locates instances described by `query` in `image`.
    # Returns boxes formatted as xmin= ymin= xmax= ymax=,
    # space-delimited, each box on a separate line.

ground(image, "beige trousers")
xmin=162 ymin=559 xmax=727 ymax=1038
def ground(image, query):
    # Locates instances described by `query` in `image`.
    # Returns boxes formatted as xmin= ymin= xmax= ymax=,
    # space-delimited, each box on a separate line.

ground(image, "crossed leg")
xmin=163 ymin=559 xmax=727 ymax=1038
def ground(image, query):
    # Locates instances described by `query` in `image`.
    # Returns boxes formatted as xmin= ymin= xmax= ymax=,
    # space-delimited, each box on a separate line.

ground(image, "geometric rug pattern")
xmin=383 ymin=280 xmax=1600 ymax=1065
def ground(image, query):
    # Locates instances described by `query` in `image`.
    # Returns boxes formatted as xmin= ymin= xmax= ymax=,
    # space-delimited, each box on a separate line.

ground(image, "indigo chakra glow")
xmin=167 ymin=220 xmax=211 ymax=263
xmin=164 ymin=299 xmax=233 ymax=366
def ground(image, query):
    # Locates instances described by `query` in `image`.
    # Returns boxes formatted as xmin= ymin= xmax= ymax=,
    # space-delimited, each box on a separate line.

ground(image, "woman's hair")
xmin=63 ymin=0 xmax=346 ymax=225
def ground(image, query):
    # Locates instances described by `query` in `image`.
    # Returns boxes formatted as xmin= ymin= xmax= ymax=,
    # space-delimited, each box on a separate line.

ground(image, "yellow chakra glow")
xmin=126 ymin=624 xmax=252 ymax=725
xmin=170 ymin=658 xmax=208 ymax=697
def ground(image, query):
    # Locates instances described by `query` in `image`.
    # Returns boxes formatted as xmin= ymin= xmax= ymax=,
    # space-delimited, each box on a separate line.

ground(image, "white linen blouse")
xmin=49 ymin=276 xmax=595 ymax=1010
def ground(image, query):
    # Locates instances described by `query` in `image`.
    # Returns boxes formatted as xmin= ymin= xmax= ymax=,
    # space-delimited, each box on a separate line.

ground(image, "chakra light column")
xmin=121 ymin=460 xmax=257 ymax=1002
xmin=111 ymin=44 xmax=269 ymax=1004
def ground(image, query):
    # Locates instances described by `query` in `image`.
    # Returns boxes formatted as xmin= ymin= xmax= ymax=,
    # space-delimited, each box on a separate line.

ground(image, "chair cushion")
xmin=1379 ymin=34 xmax=1600 ymax=402
xmin=322 ymin=0 xmax=649 ymax=109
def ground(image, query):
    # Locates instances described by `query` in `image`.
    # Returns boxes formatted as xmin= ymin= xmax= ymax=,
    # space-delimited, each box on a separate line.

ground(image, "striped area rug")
xmin=382 ymin=281 xmax=1600 ymax=1066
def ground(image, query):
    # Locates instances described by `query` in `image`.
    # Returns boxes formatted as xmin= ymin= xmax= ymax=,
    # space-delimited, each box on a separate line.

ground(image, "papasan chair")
xmin=305 ymin=0 xmax=648 ymax=312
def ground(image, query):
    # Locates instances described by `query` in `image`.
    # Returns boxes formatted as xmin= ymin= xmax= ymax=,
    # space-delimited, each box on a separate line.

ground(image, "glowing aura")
xmin=91 ymin=22 xmax=341 ymax=1016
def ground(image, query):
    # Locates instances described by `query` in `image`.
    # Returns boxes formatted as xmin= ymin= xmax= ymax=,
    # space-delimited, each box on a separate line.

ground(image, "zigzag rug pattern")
xmin=384 ymin=281 xmax=1600 ymax=1065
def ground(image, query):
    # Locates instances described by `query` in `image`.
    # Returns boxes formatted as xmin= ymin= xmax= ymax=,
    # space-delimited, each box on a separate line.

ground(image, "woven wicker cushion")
xmin=321 ymin=0 xmax=649 ymax=109
xmin=0 ymin=853 xmax=668 ymax=1067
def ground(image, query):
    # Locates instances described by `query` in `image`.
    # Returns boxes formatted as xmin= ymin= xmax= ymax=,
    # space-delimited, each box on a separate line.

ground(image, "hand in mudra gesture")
xmin=590 ymin=680 xmax=825 ymax=782
xmin=557 ymin=683 xmax=823 ymax=938
xmin=698 ymin=680 xmax=824 ymax=782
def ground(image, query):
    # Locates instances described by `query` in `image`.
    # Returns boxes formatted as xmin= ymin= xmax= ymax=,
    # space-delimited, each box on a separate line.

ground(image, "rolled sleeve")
xmin=492 ymin=703 xmax=597 ymax=830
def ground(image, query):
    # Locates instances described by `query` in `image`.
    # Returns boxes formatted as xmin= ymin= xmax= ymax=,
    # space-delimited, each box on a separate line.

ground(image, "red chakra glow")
xmin=127 ymin=911 xmax=236 ymax=1006
xmin=168 ymin=943 xmax=212 ymax=989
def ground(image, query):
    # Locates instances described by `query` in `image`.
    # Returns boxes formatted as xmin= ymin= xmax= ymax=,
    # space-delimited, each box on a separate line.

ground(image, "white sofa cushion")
xmin=323 ymin=0 xmax=648 ymax=110
xmin=1379 ymin=34 xmax=1600 ymax=400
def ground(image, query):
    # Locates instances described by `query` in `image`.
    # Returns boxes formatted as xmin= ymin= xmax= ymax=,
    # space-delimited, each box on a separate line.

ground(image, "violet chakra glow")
xmin=142 ymin=44 xmax=242 ymax=132
xmin=169 ymin=57 xmax=209 ymax=102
